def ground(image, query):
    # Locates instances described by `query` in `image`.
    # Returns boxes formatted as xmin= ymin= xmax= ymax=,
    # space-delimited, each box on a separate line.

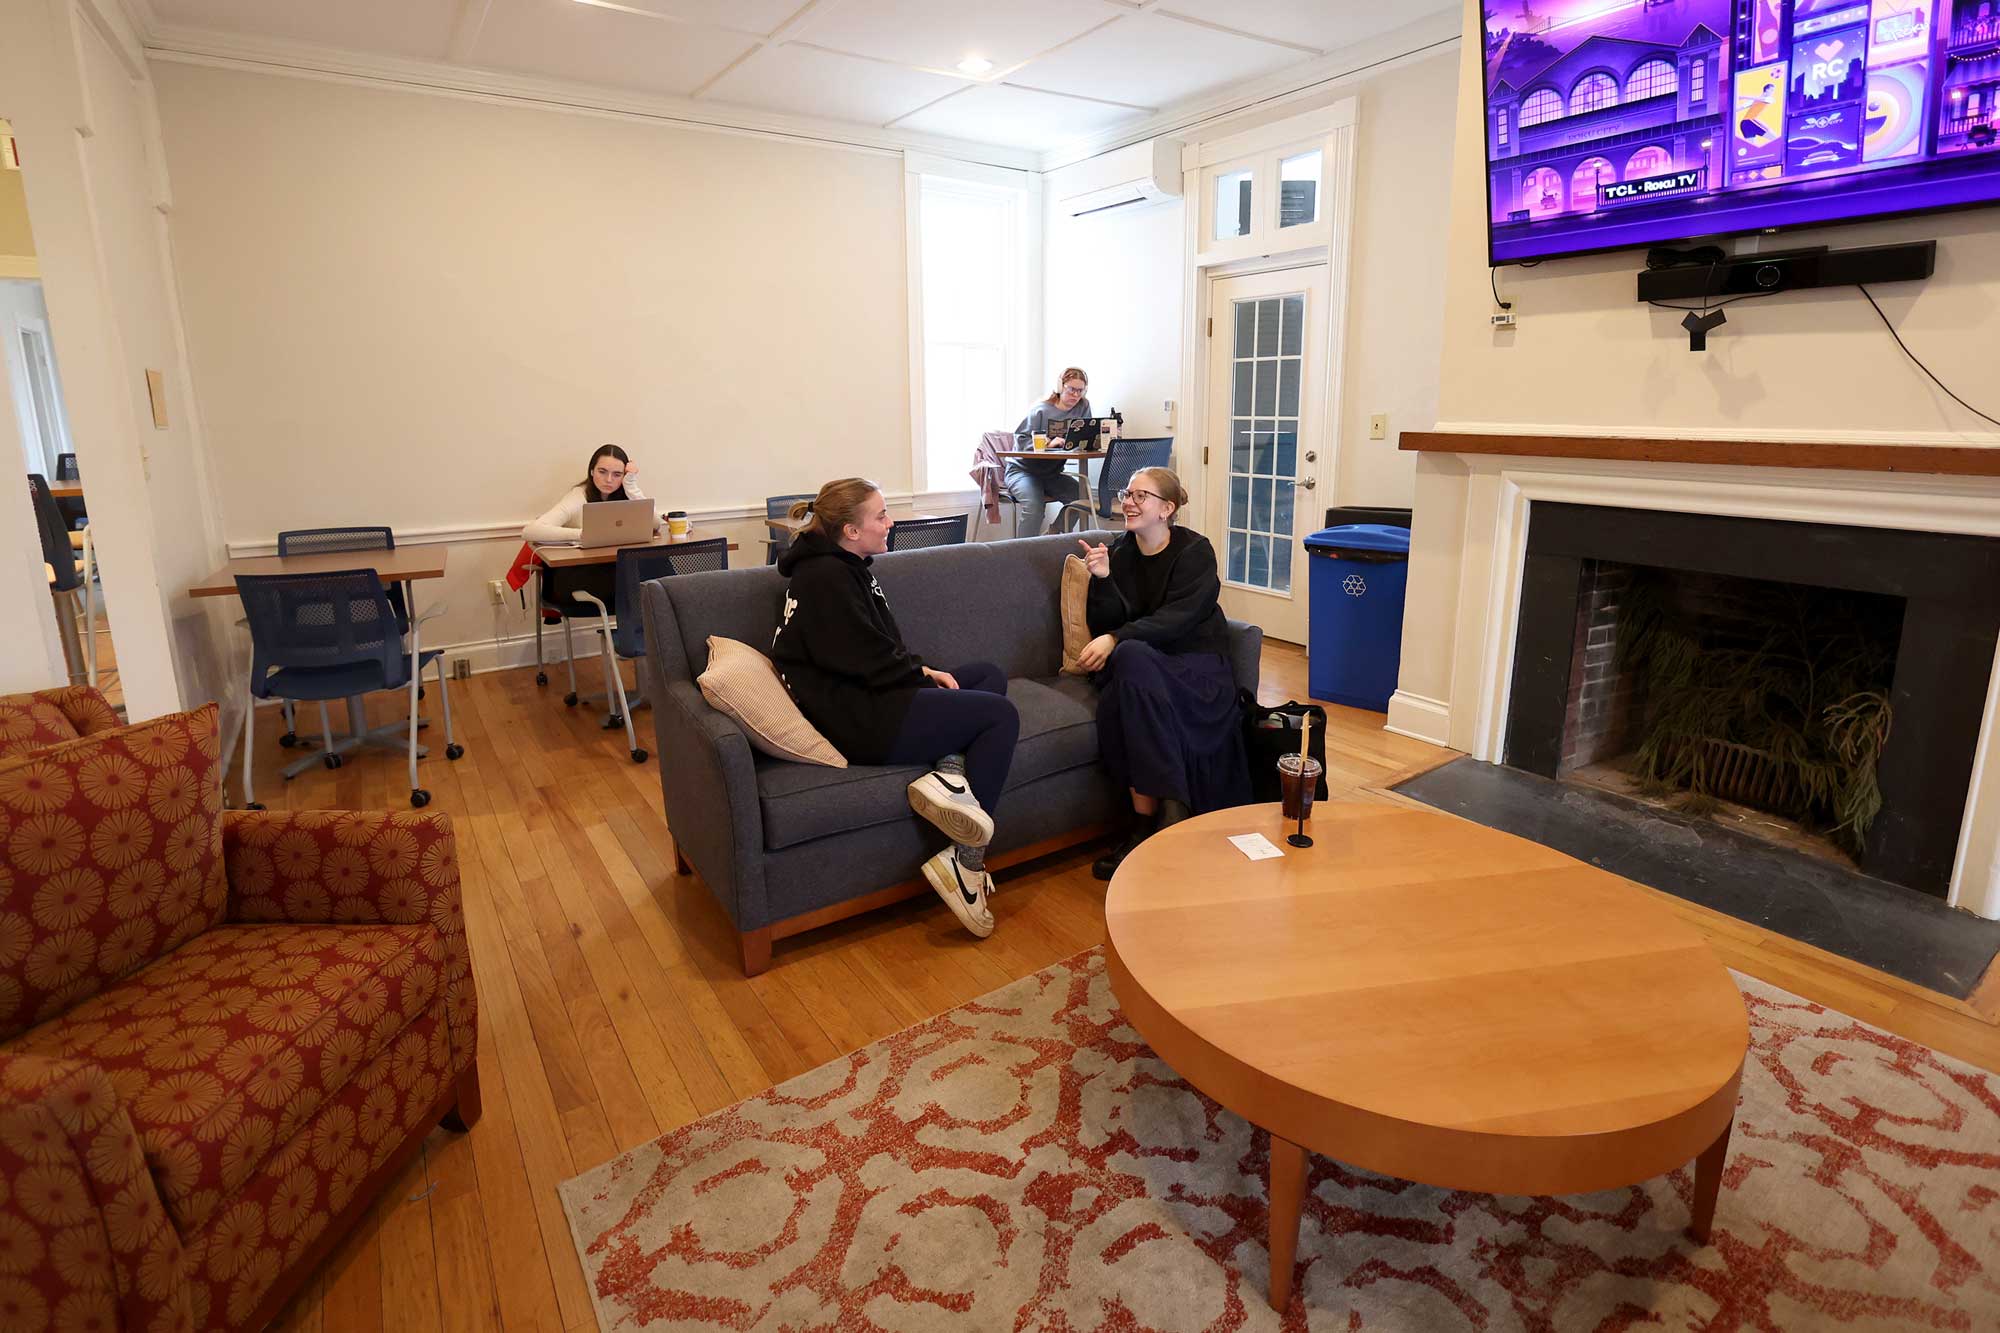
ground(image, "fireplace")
xmin=1504 ymin=504 xmax=2000 ymax=899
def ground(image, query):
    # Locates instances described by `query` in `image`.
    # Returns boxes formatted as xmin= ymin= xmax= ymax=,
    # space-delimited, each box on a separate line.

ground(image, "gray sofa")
xmin=640 ymin=531 xmax=1263 ymax=974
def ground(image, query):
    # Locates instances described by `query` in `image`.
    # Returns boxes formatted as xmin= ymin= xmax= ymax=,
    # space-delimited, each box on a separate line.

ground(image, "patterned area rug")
xmin=559 ymin=950 xmax=2000 ymax=1331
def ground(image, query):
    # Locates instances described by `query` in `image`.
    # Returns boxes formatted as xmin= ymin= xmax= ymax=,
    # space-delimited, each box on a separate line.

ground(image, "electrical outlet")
xmin=451 ymin=658 xmax=472 ymax=681
xmin=1490 ymin=311 xmax=1517 ymax=329
xmin=1163 ymin=399 xmax=1176 ymax=428
xmin=487 ymin=579 xmax=505 ymax=605
xmin=1368 ymin=413 xmax=1388 ymax=441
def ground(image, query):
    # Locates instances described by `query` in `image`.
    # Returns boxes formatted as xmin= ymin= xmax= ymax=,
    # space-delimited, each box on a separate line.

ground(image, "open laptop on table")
xmin=576 ymin=497 xmax=658 ymax=548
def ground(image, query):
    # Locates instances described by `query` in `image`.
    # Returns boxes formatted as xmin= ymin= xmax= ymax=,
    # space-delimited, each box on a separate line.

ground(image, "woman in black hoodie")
xmin=770 ymin=478 xmax=1019 ymax=938
xmin=1077 ymin=465 xmax=1250 ymax=880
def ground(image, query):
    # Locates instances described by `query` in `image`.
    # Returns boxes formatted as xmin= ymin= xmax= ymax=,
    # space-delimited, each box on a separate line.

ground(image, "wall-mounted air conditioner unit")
xmin=1055 ymin=138 xmax=1183 ymax=218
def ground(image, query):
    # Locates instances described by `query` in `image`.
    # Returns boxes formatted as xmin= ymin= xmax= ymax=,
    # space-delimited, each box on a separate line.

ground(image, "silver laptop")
xmin=577 ymin=497 xmax=657 ymax=548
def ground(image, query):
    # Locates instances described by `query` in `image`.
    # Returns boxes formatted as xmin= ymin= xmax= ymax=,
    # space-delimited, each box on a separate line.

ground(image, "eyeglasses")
xmin=1116 ymin=488 xmax=1164 ymax=505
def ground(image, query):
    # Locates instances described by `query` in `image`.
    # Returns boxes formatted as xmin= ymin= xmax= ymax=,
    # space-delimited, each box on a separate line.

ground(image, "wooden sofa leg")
xmin=739 ymin=927 xmax=772 ymax=977
xmin=441 ymin=1064 xmax=483 ymax=1133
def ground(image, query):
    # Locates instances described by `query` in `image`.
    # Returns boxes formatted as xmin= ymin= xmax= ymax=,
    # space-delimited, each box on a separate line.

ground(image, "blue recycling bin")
xmin=1305 ymin=524 xmax=1411 ymax=711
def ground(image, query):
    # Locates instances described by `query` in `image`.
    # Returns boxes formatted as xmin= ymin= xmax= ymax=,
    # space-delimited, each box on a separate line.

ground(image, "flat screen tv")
xmin=1481 ymin=1 xmax=2000 ymax=264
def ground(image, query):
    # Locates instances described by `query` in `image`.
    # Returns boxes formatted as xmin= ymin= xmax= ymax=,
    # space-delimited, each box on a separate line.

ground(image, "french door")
xmin=1204 ymin=265 xmax=1328 ymax=644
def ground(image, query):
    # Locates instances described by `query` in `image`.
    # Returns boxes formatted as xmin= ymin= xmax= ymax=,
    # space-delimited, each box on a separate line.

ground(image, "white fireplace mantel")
xmin=1387 ymin=448 xmax=2000 ymax=920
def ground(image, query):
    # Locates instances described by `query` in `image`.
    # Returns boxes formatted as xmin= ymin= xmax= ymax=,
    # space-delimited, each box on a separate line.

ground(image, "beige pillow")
xmin=698 ymin=636 xmax=847 ymax=767
xmin=1060 ymin=555 xmax=1093 ymax=675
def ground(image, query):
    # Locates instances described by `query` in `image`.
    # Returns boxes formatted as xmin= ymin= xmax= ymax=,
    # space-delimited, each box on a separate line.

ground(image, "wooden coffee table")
xmin=1104 ymin=802 xmax=1749 ymax=1312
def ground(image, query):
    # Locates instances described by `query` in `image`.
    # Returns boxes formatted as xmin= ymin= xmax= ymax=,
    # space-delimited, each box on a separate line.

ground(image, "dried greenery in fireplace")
xmin=1617 ymin=571 xmax=1897 ymax=855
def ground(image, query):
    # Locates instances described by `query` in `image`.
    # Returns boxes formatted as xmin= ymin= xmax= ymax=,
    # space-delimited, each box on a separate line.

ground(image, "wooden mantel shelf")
xmin=1400 ymin=432 xmax=2000 ymax=477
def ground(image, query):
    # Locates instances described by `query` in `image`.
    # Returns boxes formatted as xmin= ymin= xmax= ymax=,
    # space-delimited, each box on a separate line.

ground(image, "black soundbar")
xmin=1636 ymin=239 xmax=1935 ymax=302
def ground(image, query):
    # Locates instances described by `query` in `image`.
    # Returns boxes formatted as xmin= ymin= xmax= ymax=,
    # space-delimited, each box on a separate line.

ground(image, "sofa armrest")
xmin=0 ymin=1053 xmax=189 ymax=1330
xmin=1226 ymin=618 xmax=1264 ymax=696
xmin=220 ymin=810 xmax=477 ymax=1073
xmin=647 ymin=674 xmax=770 ymax=934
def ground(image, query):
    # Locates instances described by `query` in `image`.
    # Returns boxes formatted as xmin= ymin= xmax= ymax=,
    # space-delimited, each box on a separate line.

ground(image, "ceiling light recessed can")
xmin=956 ymin=56 xmax=993 ymax=75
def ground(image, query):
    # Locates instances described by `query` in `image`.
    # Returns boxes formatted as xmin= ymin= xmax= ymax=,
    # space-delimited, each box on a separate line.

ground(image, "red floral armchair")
xmin=0 ymin=695 xmax=480 ymax=1331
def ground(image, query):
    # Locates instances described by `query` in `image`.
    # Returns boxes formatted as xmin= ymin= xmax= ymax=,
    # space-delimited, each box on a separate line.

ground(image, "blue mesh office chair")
xmin=885 ymin=514 xmax=969 ymax=551
xmin=1056 ymin=437 xmax=1173 ymax=533
xmin=272 ymin=526 xmax=415 ymax=751
xmin=571 ymin=538 xmax=729 ymax=762
xmin=236 ymin=568 xmax=462 ymax=809
xmin=766 ymin=494 xmax=814 ymax=565
xmin=29 ymin=473 xmax=95 ymax=686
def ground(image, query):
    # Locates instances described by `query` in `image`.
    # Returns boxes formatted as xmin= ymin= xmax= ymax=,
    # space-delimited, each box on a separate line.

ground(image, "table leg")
xmin=1688 ymin=1116 xmax=1733 ymax=1243
xmin=1268 ymin=1133 xmax=1308 ymax=1312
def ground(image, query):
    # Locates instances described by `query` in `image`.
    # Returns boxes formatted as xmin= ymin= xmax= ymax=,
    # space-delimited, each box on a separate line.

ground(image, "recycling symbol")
xmin=1342 ymin=573 xmax=1368 ymax=597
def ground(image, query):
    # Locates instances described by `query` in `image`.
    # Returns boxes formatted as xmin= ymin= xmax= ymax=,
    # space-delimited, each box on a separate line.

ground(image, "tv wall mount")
xmin=1637 ymin=239 xmax=1936 ymax=352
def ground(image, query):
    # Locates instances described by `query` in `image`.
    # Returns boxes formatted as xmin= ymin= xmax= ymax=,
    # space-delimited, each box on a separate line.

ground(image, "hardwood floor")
xmin=250 ymin=640 xmax=1998 ymax=1332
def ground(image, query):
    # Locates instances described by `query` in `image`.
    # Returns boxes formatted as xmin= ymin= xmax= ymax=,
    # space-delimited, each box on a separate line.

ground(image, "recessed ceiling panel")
xmin=472 ymin=0 xmax=757 ymax=97
xmin=151 ymin=0 xmax=460 ymax=58
xmin=1155 ymin=0 xmax=1449 ymax=54
xmin=704 ymin=45 xmax=965 ymax=125
xmin=798 ymin=0 xmax=1122 ymax=76
xmin=893 ymin=83 xmax=1147 ymax=152
xmin=1010 ymin=12 xmax=1304 ymax=109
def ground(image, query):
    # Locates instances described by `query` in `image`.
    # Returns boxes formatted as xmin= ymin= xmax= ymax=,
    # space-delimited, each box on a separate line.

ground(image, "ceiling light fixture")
xmin=956 ymin=56 xmax=993 ymax=75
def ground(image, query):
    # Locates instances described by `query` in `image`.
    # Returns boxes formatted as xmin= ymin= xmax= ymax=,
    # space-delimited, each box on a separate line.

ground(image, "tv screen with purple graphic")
xmin=1482 ymin=1 xmax=2000 ymax=263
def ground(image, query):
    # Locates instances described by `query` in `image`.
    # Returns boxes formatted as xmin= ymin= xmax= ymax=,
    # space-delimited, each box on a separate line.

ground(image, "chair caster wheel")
xmin=536 ymin=671 xmax=548 ymax=686
xmin=245 ymin=802 xmax=266 ymax=811
xmin=564 ymin=692 xmax=579 ymax=707
xmin=418 ymin=686 xmax=426 ymax=700
xmin=602 ymin=713 xmax=623 ymax=730
xmin=278 ymin=732 xmax=298 ymax=749
xmin=324 ymin=754 xmax=343 ymax=770
xmin=411 ymin=789 xmax=432 ymax=808
xmin=631 ymin=749 xmax=648 ymax=763
xmin=445 ymin=743 xmax=464 ymax=760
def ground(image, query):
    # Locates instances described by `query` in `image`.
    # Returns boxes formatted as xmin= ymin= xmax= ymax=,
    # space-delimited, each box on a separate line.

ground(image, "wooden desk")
xmin=1104 ymin=802 xmax=1748 ymax=1312
xmin=50 ymin=481 xmax=83 ymax=500
xmin=994 ymin=447 xmax=1106 ymax=490
xmin=189 ymin=547 xmax=449 ymax=598
xmin=533 ymin=532 xmax=738 ymax=568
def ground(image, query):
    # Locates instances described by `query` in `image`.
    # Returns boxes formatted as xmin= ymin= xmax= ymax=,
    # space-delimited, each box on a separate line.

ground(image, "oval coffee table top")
xmin=1104 ymin=802 xmax=1749 ymax=1196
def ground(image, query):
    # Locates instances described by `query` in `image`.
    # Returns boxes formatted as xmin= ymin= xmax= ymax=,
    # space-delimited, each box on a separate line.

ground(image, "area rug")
xmin=559 ymin=949 xmax=2000 ymax=1331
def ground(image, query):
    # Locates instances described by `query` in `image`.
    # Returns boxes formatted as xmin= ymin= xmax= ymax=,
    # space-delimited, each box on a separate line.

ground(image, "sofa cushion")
xmin=10 ymin=920 xmax=444 ymax=1235
xmin=0 ymin=686 xmax=122 ymax=761
xmin=698 ymin=636 xmax=845 ymax=768
xmin=0 ymin=703 xmax=227 ymax=1042
xmin=756 ymin=676 xmax=1101 ymax=850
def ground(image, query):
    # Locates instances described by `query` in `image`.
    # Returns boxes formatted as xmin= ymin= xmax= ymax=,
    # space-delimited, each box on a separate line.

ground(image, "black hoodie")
xmin=771 ymin=530 xmax=929 ymax=763
xmin=1084 ymin=526 xmax=1231 ymax=660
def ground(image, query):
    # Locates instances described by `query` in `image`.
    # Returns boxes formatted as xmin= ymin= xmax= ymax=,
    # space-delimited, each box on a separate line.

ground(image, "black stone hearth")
xmin=1505 ymin=504 xmax=2000 ymax=899
xmin=1395 ymin=759 xmax=2000 ymax=999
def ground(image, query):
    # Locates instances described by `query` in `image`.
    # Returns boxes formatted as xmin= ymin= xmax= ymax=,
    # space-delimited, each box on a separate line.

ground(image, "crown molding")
xmin=1037 ymin=7 xmax=1463 ymax=172
xmin=141 ymin=24 xmax=1045 ymax=171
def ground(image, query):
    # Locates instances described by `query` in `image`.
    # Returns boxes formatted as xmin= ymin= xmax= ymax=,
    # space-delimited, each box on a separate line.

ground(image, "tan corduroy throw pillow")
xmin=698 ymin=636 xmax=847 ymax=767
xmin=1059 ymin=555 xmax=1094 ymax=675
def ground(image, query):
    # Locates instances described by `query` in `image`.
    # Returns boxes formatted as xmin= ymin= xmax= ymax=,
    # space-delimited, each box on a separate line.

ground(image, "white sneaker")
xmin=907 ymin=770 xmax=994 ymax=847
xmin=923 ymin=849 xmax=994 ymax=938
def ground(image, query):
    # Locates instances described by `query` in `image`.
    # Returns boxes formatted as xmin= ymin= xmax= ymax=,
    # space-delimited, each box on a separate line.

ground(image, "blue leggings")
xmin=884 ymin=662 xmax=1018 ymax=812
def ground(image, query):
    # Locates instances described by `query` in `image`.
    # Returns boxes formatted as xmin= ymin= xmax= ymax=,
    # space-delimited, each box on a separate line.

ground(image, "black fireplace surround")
xmin=1505 ymin=503 xmax=2000 ymax=899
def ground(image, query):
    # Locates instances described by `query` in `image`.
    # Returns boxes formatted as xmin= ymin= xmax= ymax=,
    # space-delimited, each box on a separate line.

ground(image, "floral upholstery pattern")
xmin=1 ymin=709 xmax=478 ymax=1331
xmin=0 ymin=687 xmax=123 ymax=763
xmin=0 ymin=705 xmax=227 ymax=1043
xmin=9 ymin=923 xmax=443 ymax=1234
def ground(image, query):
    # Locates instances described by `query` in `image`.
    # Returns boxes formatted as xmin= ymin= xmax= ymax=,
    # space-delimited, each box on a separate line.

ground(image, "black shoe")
xmin=1156 ymin=799 xmax=1192 ymax=829
xmin=1093 ymin=818 xmax=1155 ymax=881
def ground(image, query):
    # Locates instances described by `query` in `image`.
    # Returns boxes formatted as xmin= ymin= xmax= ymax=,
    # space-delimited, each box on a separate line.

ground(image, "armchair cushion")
xmin=9 ymin=921 xmax=444 ymax=1235
xmin=0 ymin=685 xmax=122 ymax=761
xmin=0 ymin=703 xmax=227 ymax=1043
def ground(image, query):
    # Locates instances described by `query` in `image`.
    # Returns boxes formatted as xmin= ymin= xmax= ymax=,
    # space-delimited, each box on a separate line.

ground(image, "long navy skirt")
xmin=1096 ymin=640 xmax=1252 ymax=813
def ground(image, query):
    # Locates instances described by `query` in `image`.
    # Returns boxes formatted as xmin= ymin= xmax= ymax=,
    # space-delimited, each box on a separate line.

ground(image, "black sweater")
xmin=1085 ymin=527 xmax=1231 ymax=660
xmin=770 ymin=531 xmax=929 ymax=763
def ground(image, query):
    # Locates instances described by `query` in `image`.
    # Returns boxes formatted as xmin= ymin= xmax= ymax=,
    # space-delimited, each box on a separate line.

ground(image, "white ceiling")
xmin=141 ymin=0 xmax=1456 ymax=153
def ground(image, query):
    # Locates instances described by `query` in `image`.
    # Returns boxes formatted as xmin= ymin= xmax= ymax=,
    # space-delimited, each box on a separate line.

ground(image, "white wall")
xmin=0 ymin=0 xmax=234 ymax=719
xmin=1043 ymin=41 xmax=1459 ymax=513
xmin=150 ymin=61 xmax=921 ymax=660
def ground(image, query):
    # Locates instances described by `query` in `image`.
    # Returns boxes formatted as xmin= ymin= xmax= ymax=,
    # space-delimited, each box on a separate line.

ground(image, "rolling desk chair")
xmin=885 ymin=513 xmax=969 ymax=551
xmin=570 ymin=538 xmax=729 ymax=762
xmin=1056 ymin=437 xmax=1174 ymax=534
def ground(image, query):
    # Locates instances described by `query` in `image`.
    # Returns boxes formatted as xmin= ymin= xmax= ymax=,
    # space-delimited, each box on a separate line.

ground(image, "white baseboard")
xmin=1385 ymin=689 xmax=1451 ymax=746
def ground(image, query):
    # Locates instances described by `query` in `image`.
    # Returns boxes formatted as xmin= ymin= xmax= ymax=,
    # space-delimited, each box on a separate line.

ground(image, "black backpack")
xmin=1239 ymin=692 xmax=1330 ymax=803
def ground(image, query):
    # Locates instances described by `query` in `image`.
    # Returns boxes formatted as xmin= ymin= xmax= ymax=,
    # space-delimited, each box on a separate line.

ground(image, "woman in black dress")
xmin=1076 ymin=466 xmax=1250 ymax=880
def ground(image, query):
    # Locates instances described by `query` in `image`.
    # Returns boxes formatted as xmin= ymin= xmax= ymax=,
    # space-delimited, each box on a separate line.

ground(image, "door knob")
xmin=1300 ymin=476 xmax=1317 ymax=490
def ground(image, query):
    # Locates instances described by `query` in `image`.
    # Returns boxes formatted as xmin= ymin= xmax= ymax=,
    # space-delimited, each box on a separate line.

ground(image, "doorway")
xmin=1203 ymin=264 xmax=1328 ymax=645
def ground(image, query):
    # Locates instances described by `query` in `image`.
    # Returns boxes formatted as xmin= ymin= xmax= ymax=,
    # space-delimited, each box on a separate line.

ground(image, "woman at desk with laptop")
xmin=1006 ymin=367 xmax=1093 ymax=538
xmin=523 ymin=443 xmax=649 ymax=607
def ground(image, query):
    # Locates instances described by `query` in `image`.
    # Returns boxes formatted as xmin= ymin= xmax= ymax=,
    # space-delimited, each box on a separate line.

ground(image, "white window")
xmin=910 ymin=166 xmax=1036 ymax=494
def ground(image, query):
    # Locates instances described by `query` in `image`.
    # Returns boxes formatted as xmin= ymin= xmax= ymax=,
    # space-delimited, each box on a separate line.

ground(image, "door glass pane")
xmin=1223 ymin=292 xmax=1305 ymax=597
xmin=1280 ymin=150 xmax=1321 ymax=227
xmin=1214 ymin=169 xmax=1252 ymax=240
